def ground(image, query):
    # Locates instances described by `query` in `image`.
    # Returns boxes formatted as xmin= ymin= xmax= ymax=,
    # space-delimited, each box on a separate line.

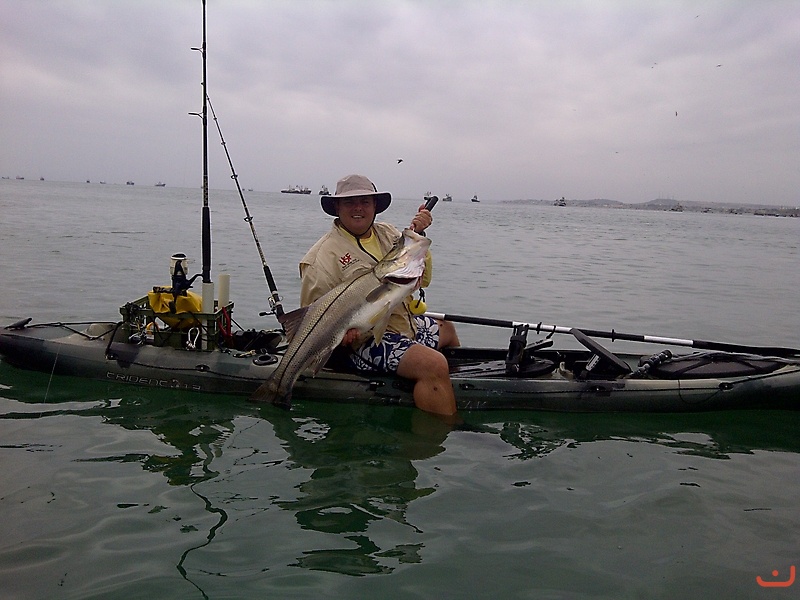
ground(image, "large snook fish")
xmin=251 ymin=228 xmax=431 ymax=407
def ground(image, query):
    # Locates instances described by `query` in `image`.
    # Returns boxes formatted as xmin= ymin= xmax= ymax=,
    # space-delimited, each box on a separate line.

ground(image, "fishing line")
xmin=43 ymin=346 xmax=60 ymax=403
xmin=205 ymin=94 xmax=285 ymax=319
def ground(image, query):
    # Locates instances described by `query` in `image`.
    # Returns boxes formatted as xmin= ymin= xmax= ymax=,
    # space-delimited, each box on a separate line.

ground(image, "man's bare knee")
xmin=437 ymin=320 xmax=460 ymax=348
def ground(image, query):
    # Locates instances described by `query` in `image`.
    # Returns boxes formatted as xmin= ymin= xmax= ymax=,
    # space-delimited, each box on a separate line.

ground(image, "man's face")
xmin=336 ymin=196 xmax=376 ymax=236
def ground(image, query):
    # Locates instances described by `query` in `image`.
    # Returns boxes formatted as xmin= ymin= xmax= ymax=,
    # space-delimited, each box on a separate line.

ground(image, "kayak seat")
xmin=511 ymin=357 xmax=557 ymax=378
xmin=320 ymin=345 xmax=559 ymax=379
xmin=645 ymin=352 xmax=785 ymax=379
xmin=446 ymin=358 xmax=557 ymax=379
xmin=570 ymin=328 xmax=632 ymax=379
xmin=325 ymin=345 xmax=355 ymax=372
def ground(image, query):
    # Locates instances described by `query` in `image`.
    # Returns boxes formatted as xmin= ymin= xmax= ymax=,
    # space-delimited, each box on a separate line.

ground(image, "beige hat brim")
xmin=321 ymin=191 xmax=392 ymax=216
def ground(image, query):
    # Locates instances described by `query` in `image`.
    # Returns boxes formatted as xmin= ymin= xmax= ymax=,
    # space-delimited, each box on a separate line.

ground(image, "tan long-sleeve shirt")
xmin=299 ymin=220 xmax=432 ymax=342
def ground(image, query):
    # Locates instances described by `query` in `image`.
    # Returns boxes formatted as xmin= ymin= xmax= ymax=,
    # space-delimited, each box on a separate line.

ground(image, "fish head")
xmin=373 ymin=228 xmax=431 ymax=286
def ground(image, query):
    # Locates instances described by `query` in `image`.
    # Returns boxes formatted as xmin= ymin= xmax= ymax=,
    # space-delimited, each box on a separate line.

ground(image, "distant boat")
xmin=155 ymin=182 xmax=166 ymax=187
xmin=554 ymin=196 xmax=566 ymax=206
xmin=442 ymin=194 xmax=452 ymax=202
xmin=15 ymin=176 xmax=24 ymax=180
xmin=39 ymin=177 xmax=45 ymax=181
xmin=281 ymin=185 xmax=311 ymax=194
xmin=319 ymin=184 xmax=329 ymax=195
xmin=471 ymin=194 xmax=480 ymax=203
xmin=126 ymin=181 xmax=135 ymax=186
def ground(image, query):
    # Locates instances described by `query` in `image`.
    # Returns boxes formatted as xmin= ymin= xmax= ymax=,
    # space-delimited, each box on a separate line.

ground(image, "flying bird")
xmin=397 ymin=158 xmax=404 ymax=164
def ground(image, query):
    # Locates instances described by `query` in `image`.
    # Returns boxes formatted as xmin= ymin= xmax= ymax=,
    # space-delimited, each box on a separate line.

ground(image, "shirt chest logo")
xmin=339 ymin=252 xmax=354 ymax=268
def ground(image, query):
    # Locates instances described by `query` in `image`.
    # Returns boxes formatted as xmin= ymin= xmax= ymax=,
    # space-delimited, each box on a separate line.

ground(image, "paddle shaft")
xmin=424 ymin=311 xmax=800 ymax=358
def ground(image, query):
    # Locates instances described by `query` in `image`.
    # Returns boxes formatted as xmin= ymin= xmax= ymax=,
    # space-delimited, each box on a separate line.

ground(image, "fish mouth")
xmin=384 ymin=275 xmax=419 ymax=285
xmin=382 ymin=256 xmax=426 ymax=283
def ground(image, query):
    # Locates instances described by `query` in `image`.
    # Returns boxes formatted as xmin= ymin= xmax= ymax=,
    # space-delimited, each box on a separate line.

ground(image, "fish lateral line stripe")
xmin=285 ymin=271 xmax=374 ymax=355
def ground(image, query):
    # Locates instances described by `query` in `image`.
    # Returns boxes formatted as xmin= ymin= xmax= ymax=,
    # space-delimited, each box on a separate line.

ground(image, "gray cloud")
xmin=2 ymin=0 xmax=798 ymax=205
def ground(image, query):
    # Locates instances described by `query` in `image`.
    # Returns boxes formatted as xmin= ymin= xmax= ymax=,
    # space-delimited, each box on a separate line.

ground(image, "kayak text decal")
xmin=106 ymin=371 xmax=202 ymax=391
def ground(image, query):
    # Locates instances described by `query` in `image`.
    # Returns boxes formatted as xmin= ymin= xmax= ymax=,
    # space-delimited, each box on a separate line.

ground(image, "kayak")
xmin=3 ymin=6 xmax=797 ymax=414
xmin=2 ymin=312 xmax=798 ymax=412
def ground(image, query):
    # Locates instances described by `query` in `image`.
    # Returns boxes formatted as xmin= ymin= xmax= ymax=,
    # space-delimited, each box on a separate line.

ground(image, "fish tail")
xmin=250 ymin=374 xmax=292 ymax=409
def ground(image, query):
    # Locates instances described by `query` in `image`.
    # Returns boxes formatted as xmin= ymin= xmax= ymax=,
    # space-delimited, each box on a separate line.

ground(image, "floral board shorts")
xmin=348 ymin=315 xmax=441 ymax=374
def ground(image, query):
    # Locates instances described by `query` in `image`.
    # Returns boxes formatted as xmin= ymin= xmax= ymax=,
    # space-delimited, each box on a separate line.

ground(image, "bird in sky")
xmin=397 ymin=158 xmax=404 ymax=164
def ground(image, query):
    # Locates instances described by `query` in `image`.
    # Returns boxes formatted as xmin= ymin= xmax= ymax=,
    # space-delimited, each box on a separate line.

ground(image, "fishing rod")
xmin=190 ymin=0 xmax=283 ymax=323
xmin=424 ymin=311 xmax=800 ymax=358
xmin=196 ymin=0 xmax=211 ymax=285
xmin=205 ymin=95 xmax=285 ymax=319
xmin=184 ymin=0 xmax=217 ymax=352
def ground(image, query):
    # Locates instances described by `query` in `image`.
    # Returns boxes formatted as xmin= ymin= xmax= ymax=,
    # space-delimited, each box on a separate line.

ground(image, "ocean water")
xmin=1 ymin=179 xmax=798 ymax=599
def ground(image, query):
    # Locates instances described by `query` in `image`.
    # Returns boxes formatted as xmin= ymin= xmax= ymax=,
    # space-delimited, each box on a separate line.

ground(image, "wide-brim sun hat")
xmin=321 ymin=174 xmax=392 ymax=216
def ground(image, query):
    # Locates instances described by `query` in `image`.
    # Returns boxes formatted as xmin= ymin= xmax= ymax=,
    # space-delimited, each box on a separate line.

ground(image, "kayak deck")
xmin=1 ymin=320 xmax=799 ymax=412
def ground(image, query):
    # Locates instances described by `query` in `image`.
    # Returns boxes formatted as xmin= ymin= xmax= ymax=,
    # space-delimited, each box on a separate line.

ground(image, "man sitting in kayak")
xmin=299 ymin=174 xmax=460 ymax=418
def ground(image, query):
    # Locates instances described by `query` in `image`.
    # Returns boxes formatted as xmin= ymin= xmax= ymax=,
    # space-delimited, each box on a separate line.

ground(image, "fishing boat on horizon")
xmin=281 ymin=185 xmax=311 ymax=194
xmin=2 ymin=3 xmax=799 ymax=414
xmin=319 ymin=184 xmax=329 ymax=195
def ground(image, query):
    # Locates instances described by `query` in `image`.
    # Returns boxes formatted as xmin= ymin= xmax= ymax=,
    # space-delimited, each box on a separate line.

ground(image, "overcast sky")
xmin=2 ymin=1 xmax=799 ymax=205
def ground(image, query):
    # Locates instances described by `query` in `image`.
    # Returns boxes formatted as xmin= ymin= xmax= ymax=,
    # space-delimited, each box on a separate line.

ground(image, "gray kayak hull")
xmin=1 ymin=321 xmax=799 ymax=412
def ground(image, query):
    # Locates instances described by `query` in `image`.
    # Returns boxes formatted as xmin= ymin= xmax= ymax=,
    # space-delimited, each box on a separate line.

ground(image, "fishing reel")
xmin=150 ymin=253 xmax=202 ymax=314
xmin=168 ymin=253 xmax=201 ymax=295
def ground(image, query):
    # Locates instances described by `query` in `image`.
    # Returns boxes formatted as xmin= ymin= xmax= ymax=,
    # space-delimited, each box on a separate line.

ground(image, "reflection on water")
xmin=0 ymin=368 xmax=456 ymax=581
xmin=2 ymin=364 xmax=799 ymax=589
xmin=492 ymin=410 xmax=800 ymax=462
xmin=267 ymin=406 xmax=450 ymax=576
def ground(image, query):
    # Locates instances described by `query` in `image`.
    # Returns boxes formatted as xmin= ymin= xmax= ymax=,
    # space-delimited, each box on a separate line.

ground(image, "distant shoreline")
xmin=3 ymin=179 xmax=796 ymax=217
xmin=505 ymin=198 xmax=800 ymax=217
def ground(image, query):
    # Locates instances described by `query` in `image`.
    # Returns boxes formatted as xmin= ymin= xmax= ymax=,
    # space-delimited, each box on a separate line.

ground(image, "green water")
xmin=2 ymin=371 xmax=799 ymax=599
xmin=1 ymin=180 xmax=798 ymax=598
